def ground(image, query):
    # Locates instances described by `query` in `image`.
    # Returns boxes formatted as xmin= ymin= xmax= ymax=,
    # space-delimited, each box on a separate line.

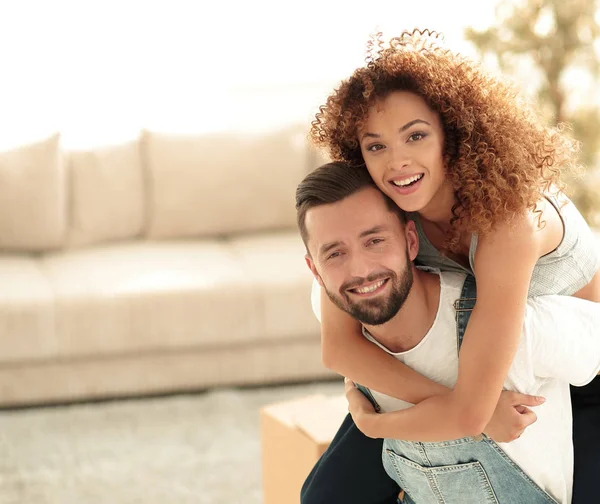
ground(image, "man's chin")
xmin=347 ymin=305 xmax=395 ymax=326
xmin=326 ymin=291 xmax=395 ymax=325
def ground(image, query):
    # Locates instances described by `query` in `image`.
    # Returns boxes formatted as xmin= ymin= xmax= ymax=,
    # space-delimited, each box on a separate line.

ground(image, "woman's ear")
xmin=405 ymin=220 xmax=420 ymax=262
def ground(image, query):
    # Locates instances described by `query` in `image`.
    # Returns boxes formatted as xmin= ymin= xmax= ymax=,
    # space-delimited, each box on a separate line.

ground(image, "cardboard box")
xmin=260 ymin=393 xmax=348 ymax=504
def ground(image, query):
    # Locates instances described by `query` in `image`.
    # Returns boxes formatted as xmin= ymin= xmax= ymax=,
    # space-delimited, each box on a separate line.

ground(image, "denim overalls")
xmin=357 ymin=275 xmax=559 ymax=504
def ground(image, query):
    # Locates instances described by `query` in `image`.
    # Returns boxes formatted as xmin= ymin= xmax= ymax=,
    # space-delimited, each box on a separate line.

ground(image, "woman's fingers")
xmin=516 ymin=406 xmax=537 ymax=430
xmin=505 ymin=391 xmax=546 ymax=406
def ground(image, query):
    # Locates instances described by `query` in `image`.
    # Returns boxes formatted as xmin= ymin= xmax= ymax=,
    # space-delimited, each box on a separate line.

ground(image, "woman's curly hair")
xmin=311 ymin=29 xmax=581 ymax=251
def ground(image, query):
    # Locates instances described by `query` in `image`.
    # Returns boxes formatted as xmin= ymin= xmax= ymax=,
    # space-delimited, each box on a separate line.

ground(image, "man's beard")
xmin=325 ymin=255 xmax=414 ymax=326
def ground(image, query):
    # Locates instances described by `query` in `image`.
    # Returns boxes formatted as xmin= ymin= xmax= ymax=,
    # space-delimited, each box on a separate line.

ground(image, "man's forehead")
xmin=305 ymin=190 xmax=399 ymax=253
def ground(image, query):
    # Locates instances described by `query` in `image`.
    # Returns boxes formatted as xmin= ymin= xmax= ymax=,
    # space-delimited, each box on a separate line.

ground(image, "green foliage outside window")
xmin=466 ymin=0 xmax=600 ymax=225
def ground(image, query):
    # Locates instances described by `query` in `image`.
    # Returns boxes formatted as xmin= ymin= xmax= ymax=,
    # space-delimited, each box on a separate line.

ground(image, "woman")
xmin=307 ymin=30 xmax=600 ymax=503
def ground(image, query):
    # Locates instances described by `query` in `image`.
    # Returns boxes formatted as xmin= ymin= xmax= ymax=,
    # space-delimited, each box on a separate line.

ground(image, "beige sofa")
xmin=0 ymin=128 xmax=332 ymax=407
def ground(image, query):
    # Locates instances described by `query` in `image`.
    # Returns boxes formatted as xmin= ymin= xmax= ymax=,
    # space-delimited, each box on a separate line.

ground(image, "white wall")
xmin=0 ymin=0 xmax=496 ymax=148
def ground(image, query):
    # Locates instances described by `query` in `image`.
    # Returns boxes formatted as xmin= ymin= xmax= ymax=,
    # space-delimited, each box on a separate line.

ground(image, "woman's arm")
xmin=346 ymin=379 xmax=544 ymax=442
xmin=352 ymin=217 xmax=542 ymax=441
xmin=326 ymin=291 xmax=548 ymax=443
xmin=320 ymin=289 xmax=449 ymax=403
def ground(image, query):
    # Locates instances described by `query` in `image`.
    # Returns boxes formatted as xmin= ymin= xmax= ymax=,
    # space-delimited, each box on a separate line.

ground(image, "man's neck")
xmin=364 ymin=269 xmax=441 ymax=353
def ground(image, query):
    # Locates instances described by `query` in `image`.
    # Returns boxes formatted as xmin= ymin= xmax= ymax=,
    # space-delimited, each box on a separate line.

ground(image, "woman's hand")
xmin=344 ymin=378 xmax=380 ymax=438
xmin=483 ymin=390 xmax=545 ymax=442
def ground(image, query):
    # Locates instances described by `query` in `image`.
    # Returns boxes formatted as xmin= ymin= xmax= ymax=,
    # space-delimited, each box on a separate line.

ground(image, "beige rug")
xmin=0 ymin=380 xmax=344 ymax=504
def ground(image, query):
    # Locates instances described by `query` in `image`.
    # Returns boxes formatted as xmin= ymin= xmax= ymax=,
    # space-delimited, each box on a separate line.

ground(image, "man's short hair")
xmin=295 ymin=162 xmax=407 ymax=248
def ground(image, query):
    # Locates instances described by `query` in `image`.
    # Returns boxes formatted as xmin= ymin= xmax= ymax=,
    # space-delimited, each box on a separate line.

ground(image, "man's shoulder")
xmin=526 ymin=294 xmax=600 ymax=322
xmin=416 ymin=267 xmax=468 ymax=304
xmin=437 ymin=269 xmax=469 ymax=293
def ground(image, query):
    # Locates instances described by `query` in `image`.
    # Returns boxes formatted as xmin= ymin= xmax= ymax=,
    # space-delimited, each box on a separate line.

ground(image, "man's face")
xmin=305 ymin=187 xmax=418 ymax=325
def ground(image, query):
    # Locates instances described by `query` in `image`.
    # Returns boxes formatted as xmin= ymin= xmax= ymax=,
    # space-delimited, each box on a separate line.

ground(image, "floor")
xmin=0 ymin=380 xmax=344 ymax=504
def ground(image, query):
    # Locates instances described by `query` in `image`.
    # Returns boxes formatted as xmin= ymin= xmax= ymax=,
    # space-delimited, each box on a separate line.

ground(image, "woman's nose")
xmin=387 ymin=147 xmax=412 ymax=171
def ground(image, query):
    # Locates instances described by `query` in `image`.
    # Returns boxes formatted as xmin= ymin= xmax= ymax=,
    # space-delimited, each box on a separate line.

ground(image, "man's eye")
xmin=407 ymin=132 xmax=426 ymax=142
xmin=369 ymin=238 xmax=384 ymax=246
xmin=327 ymin=252 xmax=341 ymax=260
xmin=366 ymin=144 xmax=384 ymax=152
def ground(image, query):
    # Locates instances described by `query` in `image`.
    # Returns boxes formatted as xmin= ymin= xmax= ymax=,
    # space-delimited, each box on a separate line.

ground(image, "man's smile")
xmin=347 ymin=278 xmax=390 ymax=297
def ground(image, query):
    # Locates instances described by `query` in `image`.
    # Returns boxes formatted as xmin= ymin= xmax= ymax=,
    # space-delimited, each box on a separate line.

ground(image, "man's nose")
xmin=348 ymin=253 xmax=374 ymax=279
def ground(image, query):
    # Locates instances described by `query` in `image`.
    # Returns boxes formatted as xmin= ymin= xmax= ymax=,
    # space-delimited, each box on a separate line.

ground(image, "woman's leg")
xmin=571 ymin=375 xmax=600 ymax=503
xmin=300 ymin=413 xmax=401 ymax=504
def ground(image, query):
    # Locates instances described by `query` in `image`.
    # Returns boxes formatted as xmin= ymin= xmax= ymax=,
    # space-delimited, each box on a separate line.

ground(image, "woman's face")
xmin=358 ymin=91 xmax=451 ymax=214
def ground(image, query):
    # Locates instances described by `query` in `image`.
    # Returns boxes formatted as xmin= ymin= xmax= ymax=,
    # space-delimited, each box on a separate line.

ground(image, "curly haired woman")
xmin=303 ymin=30 xmax=600 ymax=504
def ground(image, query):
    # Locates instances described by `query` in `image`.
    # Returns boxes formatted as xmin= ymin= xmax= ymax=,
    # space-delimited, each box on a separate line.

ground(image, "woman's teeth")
xmin=392 ymin=174 xmax=423 ymax=187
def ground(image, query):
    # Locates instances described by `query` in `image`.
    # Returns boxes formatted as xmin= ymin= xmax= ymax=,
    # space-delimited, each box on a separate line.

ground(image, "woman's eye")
xmin=366 ymin=143 xmax=384 ymax=152
xmin=407 ymin=132 xmax=426 ymax=142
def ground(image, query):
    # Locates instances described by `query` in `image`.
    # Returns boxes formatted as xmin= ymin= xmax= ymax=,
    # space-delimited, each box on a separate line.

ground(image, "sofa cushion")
xmin=66 ymin=141 xmax=145 ymax=247
xmin=0 ymin=134 xmax=66 ymax=252
xmin=39 ymin=231 xmax=318 ymax=359
xmin=40 ymin=241 xmax=264 ymax=358
xmin=142 ymin=126 xmax=308 ymax=239
xmin=0 ymin=256 xmax=56 ymax=362
xmin=227 ymin=232 xmax=320 ymax=340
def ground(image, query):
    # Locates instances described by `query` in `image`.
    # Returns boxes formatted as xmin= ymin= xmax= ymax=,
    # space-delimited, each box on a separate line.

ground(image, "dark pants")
xmin=301 ymin=376 xmax=600 ymax=504
xmin=300 ymin=412 xmax=401 ymax=504
xmin=571 ymin=376 xmax=600 ymax=503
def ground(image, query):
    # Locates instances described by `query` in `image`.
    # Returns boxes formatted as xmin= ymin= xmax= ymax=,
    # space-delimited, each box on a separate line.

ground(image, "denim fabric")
xmin=359 ymin=274 xmax=558 ymax=504
xmin=454 ymin=273 xmax=476 ymax=353
xmin=383 ymin=436 xmax=557 ymax=503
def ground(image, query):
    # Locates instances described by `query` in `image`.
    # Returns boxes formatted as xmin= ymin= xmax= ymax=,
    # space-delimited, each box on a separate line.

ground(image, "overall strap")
xmin=454 ymin=274 xmax=477 ymax=354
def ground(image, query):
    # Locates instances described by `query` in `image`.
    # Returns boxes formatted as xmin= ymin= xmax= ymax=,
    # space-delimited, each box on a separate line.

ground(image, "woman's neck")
xmin=418 ymin=180 xmax=456 ymax=229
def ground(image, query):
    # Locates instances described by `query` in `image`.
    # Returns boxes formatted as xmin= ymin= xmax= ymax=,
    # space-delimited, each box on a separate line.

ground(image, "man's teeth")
xmin=392 ymin=174 xmax=423 ymax=187
xmin=354 ymin=279 xmax=385 ymax=294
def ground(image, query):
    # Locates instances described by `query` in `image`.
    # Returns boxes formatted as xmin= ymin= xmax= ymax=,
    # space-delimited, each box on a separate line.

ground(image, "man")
xmin=296 ymin=162 xmax=600 ymax=504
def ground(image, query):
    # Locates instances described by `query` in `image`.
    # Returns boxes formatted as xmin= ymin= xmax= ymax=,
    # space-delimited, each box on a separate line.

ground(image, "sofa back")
xmin=0 ymin=134 xmax=67 ymax=252
xmin=142 ymin=127 xmax=311 ymax=239
xmin=0 ymin=127 xmax=326 ymax=253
